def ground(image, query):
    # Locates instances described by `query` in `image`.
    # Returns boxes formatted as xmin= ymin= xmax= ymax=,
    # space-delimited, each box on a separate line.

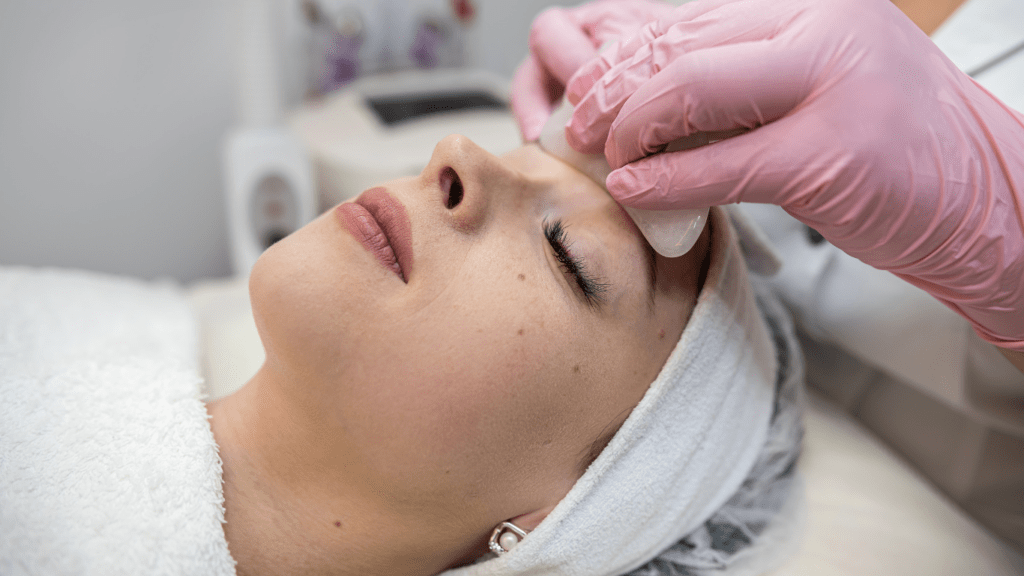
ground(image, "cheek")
xmin=339 ymin=268 xmax=599 ymax=484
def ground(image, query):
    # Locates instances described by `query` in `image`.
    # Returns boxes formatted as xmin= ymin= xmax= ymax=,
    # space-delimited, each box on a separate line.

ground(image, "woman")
xmin=206 ymin=134 xmax=801 ymax=576
xmin=0 ymin=132 xmax=800 ymax=575
xmin=210 ymin=133 xmax=702 ymax=573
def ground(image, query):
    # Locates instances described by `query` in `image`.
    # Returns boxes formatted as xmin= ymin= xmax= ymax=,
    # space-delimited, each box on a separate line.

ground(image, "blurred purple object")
xmin=321 ymin=31 xmax=361 ymax=92
xmin=411 ymin=21 xmax=444 ymax=69
xmin=304 ymin=0 xmax=363 ymax=95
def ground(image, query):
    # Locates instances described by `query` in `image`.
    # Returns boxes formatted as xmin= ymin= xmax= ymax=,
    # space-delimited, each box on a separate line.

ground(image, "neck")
xmin=207 ymin=368 xmax=485 ymax=576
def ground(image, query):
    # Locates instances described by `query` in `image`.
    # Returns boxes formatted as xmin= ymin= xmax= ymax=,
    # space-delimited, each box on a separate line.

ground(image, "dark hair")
xmin=576 ymin=407 xmax=632 ymax=477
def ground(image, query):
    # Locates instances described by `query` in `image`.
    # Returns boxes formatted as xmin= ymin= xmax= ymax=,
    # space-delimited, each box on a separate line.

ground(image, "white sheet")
xmin=0 ymin=267 xmax=236 ymax=576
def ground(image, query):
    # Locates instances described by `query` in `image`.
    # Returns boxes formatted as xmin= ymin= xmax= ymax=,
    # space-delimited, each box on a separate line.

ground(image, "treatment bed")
xmin=189 ymin=275 xmax=1024 ymax=575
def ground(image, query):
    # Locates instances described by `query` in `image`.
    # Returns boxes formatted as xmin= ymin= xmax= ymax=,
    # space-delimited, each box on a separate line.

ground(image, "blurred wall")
xmin=469 ymin=0 xmax=568 ymax=78
xmin=0 ymin=0 xmax=562 ymax=283
xmin=0 ymin=0 xmax=237 ymax=282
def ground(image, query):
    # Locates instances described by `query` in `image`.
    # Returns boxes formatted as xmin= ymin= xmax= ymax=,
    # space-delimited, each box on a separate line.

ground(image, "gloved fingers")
xmin=566 ymin=0 xmax=771 ymax=106
xmin=564 ymin=32 xmax=665 ymax=154
xmin=565 ymin=35 xmax=631 ymax=108
xmin=560 ymin=0 xmax=690 ymax=107
xmin=511 ymin=6 xmax=603 ymax=141
xmin=566 ymin=9 xmax=789 ymax=155
xmin=569 ymin=0 xmax=677 ymax=49
xmin=604 ymin=115 xmax=821 ymax=211
xmin=612 ymin=0 xmax=752 ymax=59
xmin=510 ymin=55 xmax=562 ymax=142
xmin=529 ymin=7 xmax=601 ymax=87
xmin=604 ymin=41 xmax=809 ymax=168
xmin=565 ymin=32 xmax=637 ymax=108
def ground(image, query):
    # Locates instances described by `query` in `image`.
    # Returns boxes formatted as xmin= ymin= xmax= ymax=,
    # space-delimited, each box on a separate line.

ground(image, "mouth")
xmin=335 ymin=187 xmax=414 ymax=282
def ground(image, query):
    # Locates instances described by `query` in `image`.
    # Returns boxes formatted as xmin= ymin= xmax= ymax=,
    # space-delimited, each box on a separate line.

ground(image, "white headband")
xmin=442 ymin=206 xmax=778 ymax=576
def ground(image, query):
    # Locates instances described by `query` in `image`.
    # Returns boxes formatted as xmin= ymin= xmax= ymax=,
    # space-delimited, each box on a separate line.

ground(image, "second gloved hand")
xmin=510 ymin=0 xmax=674 ymax=141
xmin=562 ymin=0 xmax=1024 ymax=350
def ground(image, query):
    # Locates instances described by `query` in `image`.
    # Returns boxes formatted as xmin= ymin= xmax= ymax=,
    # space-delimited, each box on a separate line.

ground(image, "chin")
xmin=247 ymin=240 xmax=295 ymax=367
xmin=248 ymin=225 xmax=371 ymax=375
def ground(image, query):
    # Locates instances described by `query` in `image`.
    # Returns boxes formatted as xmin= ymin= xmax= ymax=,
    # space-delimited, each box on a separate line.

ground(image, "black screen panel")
xmin=367 ymin=91 xmax=507 ymax=126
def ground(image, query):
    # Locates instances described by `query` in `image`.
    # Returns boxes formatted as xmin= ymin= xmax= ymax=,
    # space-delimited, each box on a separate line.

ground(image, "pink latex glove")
xmin=510 ymin=0 xmax=674 ymax=141
xmin=559 ymin=0 xmax=1024 ymax=351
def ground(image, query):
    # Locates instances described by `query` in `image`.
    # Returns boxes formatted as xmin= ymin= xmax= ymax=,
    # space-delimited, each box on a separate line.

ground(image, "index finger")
xmin=529 ymin=7 xmax=600 ymax=86
xmin=510 ymin=55 xmax=562 ymax=142
xmin=566 ymin=0 xmax=744 ymax=104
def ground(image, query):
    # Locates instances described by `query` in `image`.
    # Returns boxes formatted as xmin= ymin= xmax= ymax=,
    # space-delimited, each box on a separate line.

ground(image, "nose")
xmin=422 ymin=134 xmax=527 ymax=232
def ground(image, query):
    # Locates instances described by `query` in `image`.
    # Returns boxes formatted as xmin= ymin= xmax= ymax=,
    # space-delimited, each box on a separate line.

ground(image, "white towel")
xmin=441 ymin=207 xmax=780 ymax=576
xmin=0 ymin=268 xmax=235 ymax=576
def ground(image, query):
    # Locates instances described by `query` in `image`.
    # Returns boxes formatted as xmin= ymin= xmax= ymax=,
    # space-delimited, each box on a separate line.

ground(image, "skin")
xmin=999 ymin=348 xmax=1024 ymax=373
xmin=890 ymin=0 xmax=968 ymax=35
xmin=207 ymin=136 xmax=710 ymax=576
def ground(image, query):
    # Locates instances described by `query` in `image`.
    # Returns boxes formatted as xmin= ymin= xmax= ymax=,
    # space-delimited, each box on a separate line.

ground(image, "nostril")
xmin=441 ymin=166 xmax=464 ymax=209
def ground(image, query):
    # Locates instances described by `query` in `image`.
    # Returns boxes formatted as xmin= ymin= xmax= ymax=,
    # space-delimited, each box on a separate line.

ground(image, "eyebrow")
xmin=644 ymin=241 xmax=658 ymax=309
xmin=582 ymin=229 xmax=657 ymax=311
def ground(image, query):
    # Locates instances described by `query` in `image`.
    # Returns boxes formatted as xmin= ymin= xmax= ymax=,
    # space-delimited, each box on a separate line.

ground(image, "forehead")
xmin=500 ymin=144 xmax=640 ymax=236
xmin=501 ymin=143 xmax=604 ymax=193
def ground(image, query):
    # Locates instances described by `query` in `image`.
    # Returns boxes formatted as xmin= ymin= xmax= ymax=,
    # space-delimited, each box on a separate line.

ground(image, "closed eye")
xmin=543 ymin=218 xmax=609 ymax=308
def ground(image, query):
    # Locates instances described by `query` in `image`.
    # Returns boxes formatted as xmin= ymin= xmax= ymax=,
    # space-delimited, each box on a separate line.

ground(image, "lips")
xmin=335 ymin=187 xmax=414 ymax=282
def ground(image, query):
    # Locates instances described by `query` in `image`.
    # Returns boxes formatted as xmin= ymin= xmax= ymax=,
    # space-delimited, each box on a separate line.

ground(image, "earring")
xmin=488 ymin=521 xmax=528 ymax=555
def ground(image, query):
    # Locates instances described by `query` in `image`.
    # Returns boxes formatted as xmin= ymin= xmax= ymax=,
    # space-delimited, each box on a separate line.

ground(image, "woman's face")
xmin=248 ymin=136 xmax=701 ymax=536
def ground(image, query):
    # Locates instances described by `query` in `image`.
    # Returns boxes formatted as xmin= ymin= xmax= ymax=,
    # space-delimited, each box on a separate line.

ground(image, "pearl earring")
xmin=488 ymin=521 xmax=528 ymax=555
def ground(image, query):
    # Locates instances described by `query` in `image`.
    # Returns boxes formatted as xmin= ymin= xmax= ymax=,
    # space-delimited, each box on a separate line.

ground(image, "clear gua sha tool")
xmin=537 ymin=97 xmax=709 ymax=258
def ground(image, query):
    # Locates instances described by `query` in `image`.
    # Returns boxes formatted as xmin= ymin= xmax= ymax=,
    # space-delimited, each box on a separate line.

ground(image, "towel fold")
xmin=442 ymin=207 xmax=787 ymax=576
xmin=0 ymin=267 xmax=235 ymax=576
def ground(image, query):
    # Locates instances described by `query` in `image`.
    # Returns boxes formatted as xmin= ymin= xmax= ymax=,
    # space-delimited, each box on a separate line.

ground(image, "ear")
xmin=508 ymin=502 xmax=558 ymax=532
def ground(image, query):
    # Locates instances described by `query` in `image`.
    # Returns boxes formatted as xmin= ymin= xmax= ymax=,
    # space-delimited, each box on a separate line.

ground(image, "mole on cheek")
xmin=518 ymin=273 xmax=526 ymax=281
xmin=573 ymin=365 xmax=581 ymax=374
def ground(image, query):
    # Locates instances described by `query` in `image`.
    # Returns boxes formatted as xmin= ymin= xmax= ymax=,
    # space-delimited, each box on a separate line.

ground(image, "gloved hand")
xmin=557 ymin=0 xmax=1024 ymax=350
xmin=510 ymin=0 xmax=674 ymax=141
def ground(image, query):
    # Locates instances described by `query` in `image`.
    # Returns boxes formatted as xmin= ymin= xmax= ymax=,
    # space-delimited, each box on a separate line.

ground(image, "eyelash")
xmin=543 ymin=218 xmax=609 ymax=307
